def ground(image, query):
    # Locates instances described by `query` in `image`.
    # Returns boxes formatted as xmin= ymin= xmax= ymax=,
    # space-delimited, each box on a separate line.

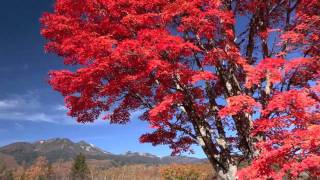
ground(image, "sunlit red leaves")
xmin=245 ymin=58 xmax=285 ymax=88
xmin=262 ymin=89 xmax=317 ymax=116
xmin=136 ymin=29 xmax=201 ymax=59
xmin=149 ymin=93 xmax=184 ymax=124
xmin=241 ymin=89 xmax=320 ymax=179
xmin=284 ymin=57 xmax=320 ymax=87
xmin=239 ymin=125 xmax=320 ymax=179
xmin=219 ymin=95 xmax=260 ymax=117
xmin=280 ymin=0 xmax=320 ymax=56
xmin=189 ymin=71 xmax=216 ymax=84
xmin=245 ymin=57 xmax=320 ymax=89
xmin=162 ymin=0 xmax=234 ymax=39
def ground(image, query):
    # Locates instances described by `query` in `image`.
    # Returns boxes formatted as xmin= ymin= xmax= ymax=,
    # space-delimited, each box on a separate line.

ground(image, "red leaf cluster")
xmin=219 ymin=95 xmax=260 ymax=117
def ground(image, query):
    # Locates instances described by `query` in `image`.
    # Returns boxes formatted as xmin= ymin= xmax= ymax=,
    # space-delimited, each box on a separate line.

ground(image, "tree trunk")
xmin=199 ymin=139 xmax=238 ymax=180
xmin=182 ymin=92 xmax=239 ymax=180
xmin=217 ymin=165 xmax=238 ymax=180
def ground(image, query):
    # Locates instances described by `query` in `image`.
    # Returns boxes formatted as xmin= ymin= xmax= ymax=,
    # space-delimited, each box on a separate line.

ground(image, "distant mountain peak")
xmin=78 ymin=140 xmax=89 ymax=144
xmin=47 ymin=137 xmax=72 ymax=142
xmin=35 ymin=138 xmax=73 ymax=145
xmin=124 ymin=151 xmax=159 ymax=158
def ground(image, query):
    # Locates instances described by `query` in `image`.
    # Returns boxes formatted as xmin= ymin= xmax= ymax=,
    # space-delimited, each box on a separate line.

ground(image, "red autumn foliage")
xmin=219 ymin=95 xmax=260 ymax=117
xmin=41 ymin=0 xmax=320 ymax=179
xmin=245 ymin=58 xmax=285 ymax=88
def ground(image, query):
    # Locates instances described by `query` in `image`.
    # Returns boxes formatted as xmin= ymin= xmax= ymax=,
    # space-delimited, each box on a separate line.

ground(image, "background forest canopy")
xmin=39 ymin=0 xmax=319 ymax=179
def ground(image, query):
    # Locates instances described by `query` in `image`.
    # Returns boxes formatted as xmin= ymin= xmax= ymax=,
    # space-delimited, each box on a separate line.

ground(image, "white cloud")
xmin=0 ymin=91 xmax=40 ymax=110
xmin=0 ymin=91 xmax=144 ymax=126
xmin=26 ymin=113 xmax=56 ymax=123
xmin=56 ymin=104 xmax=68 ymax=111
xmin=0 ymin=100 xmax=20 ymax=109
xmin=0 ymin=92 xmax=73 ymax=124
xmin=0 ymin=112 xmax=55 ymax=123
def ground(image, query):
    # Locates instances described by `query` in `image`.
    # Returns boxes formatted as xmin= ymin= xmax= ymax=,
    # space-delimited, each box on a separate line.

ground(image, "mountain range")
xmin=0 ymin=138 xmax=204 ymax=167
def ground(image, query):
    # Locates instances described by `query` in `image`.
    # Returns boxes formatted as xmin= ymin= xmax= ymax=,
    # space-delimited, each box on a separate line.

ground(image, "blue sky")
xmin=0 ymin=0 xmax=205 ymax=158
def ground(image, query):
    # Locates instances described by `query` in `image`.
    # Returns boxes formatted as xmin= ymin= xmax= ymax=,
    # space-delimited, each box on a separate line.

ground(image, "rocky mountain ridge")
xmin=0 ymin=138 xmax=205 ymax=166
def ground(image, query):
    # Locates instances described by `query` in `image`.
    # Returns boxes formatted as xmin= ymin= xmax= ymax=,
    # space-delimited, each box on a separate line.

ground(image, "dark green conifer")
xmin=70 ymin=153 xmax=90 ymax=180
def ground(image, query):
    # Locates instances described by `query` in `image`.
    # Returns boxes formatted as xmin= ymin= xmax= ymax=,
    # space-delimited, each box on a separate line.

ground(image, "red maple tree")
xmin=41 ymin=0 xmax=320 ymax=179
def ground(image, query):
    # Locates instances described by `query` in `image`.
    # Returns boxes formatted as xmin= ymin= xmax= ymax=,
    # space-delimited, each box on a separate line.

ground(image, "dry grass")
xmin=92 ymin=164 xmax=162 ymax=180
xmin=160 ymin=163 xmax=215 ymax=180
xmin=3 ymin=160 xmax=215 ymax=180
